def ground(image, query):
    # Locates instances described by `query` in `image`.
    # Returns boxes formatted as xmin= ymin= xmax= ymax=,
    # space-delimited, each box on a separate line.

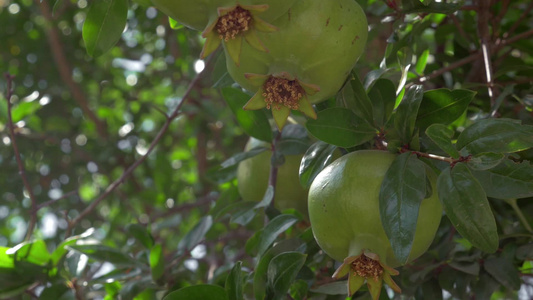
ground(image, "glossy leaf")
xmin=456 ymin=118 xmax=533 ymax=154
xmin=254 ymin=239 xmax=304 ymax=300
xmin=67 ymin=244 xmax=137 ymax=266
xmin=425 ymin=124 xmax=460 ymax=158
xmin=415 ymin=49 xmax=430 ymax=74
xmin=277 ymin=124 xmax=312 ymax=155
xmin=7 ymin=240 xmax=51 ymax=266
xmin=82 ymin=0 xmax=128 ymax=57
xmin=221 ymin=87 xmax=272 ymax=142
xmin=391 ymin=85 xmax=424 ymax=144
xmin=484 ymin=257 xmax=521 ymax=290
xmin=299 ymin=141 xmax=339 ymax=188
xmin=349 ymin=72 xmax=374 ymax=124
xmin=437 ymin=164 xmax=498 ymax=253
xmin=51 ymin=228 xmax=95 ymax=266
xmin=178 ymin=216 xmax=213 ymax=252
xmin=266 ymin=252 xmax=307 ymax=299
xmin=467 ymin=153 xmax=505 ymax=170
xmin=368 ymin=79 xmax=396 ymax=127
xmin=225 ymin=261 xmax=243 ymax=300
xmin=257 ymin=214 xmax=298 ymax=257
xmin=379 ymin=152 xmax=427 ymax=264
xmin=163 ymin=284 xmax=229 ymax=300
xmin=416 ymin=89 xmax=475 ymax=131
xmin=306 ymin=108 xmax=375 ymax=148
xmin=149 ymin=244 xmax=164 ymax=281
xmin=470 ymin=159 xmax=533 ymax=199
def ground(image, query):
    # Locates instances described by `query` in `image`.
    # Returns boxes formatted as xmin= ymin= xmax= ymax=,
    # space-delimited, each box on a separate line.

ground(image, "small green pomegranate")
xmin=151 ymin=0 xmax=298 ymax=64
xmin=227 ymin=0 xmax=368 ymax=129
xmin=308 ymin=150 xmax=442 ymax=299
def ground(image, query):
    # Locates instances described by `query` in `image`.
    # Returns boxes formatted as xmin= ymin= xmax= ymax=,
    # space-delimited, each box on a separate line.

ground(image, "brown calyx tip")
xmin=351 ymin=254 xmax=384 ymax=281
xmin=262 ymin=76 xmax=304 ymax=110
xmin=216 ymin=6 xmax=252 ymax=41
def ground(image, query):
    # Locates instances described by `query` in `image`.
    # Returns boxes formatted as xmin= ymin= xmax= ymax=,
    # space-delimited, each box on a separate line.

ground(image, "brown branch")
xmin=476 ymin=0 xmax=496 ymax=106
xmin=504 ymin=1 xmax=533 ymax=39
xmin=65 ymin=54 xmax=216 ymax=237
xmin=35 ymin=190 xmax=79 ymax=211
xmin=36 ymin=0 xmax=108 ymax=138
xmin=4 ymin=74 xmax=39 ymax=241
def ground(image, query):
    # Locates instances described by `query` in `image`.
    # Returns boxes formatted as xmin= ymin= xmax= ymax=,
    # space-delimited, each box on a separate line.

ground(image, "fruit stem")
xmin=268 ymin=130 xmax=283 ymax=210
xmin=505 ymin=198 xmax=533 ymax=233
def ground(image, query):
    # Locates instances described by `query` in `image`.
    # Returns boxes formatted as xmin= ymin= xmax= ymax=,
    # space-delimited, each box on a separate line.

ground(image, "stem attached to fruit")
xmin=267 ymin=130 xmax=283 ymax=211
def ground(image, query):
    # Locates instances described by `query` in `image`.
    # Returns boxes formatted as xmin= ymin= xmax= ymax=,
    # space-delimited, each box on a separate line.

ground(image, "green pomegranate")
xmin=227 ymin=0 xmax=368 ymax=129
xmin=237 ymin=137 xmax=309 ymax=218
xmin=151 ymin=0 xmax=298 ymax=64
xmin=308 ymin=150 xmax=442 ymax=299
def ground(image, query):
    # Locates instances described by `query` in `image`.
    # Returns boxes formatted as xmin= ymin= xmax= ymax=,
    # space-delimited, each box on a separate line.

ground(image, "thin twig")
xmin=268 ymin=130 xmax=283 ymax=211
xmin=35 ymin=190 xmax=79 ymax=211
xmin=504 ymin=1 xmax=533 ymax=39
xmin=476 ymin=0 xmax=496 ymax=106
xmin=150 ymin=196 xmax=214 ymax=221
xmin=65 ymin=55 xmax=216 ymax=237
xmin=4 ymin=74 xmax=39 ymax=241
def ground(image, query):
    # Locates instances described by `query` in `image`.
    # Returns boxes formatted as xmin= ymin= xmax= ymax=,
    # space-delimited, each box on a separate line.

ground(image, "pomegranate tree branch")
xmin=36 ymin=0 xmax=108 ymax=138
xmin=4 ymin=74 xmax=38 ymax=241
xmin=65 ymin=55 xmax=215 ymax=237
xmin=268 ymin=130 xmax=283 ymax=211
xmin=505 ymin=1 xmax=533 ymax=39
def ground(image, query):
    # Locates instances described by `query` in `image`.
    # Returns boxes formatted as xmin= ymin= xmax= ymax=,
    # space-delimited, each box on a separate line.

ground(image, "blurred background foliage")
xmin=0 ymin=0 xmax=532 ymax=299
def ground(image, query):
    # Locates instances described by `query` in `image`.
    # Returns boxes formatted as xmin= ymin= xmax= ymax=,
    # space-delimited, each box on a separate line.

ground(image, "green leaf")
xmin=379 ymin=152 xmax=427 ymax=264
xmin=415 ymin=49 xmax=430 ymax=75
xmin=212 ymin=53 xmax=234 ymax=88
xmin=309 ymin=281 xmax=348 ymax=295
xmin=421 ymin=279 xmax=443 ymax=300
xmin=348 ymin=72 xmax=374 ymax=124
xmin=484 ymin=256 xmax=521 ymax=290
xmin=277 ymin=124 xmax=312 ymax=155
xmin=416 ymin=89 xmax=475 ymax=131
xmin=51 ymin=228 xmax=95 ymax=266
xmin=67 ymin=244 xmax=137 ymax=266
xmin=266 ymin=252 xmax=307 ymax=299
xmin=225 ymin=261 xmax=243 ymax=300
xmin=257 ymin=214 xmax=298 ymax=257
xmin=448 ymin=261 xmax=480 ymax=276
xmin=368 ymin=79 xmax=396 ymax=128
xmin=396 ymin=47 xmax=413 ymax=95
xmin=437 ymin=164 xmax=498 ymax=253
xmin=7 ymin=240 xmax=51 ymax=266
xmin=220 ymin=147 xmax=268 ymax=169
xmin=221 ymin=87 xmax=272 ymax=142
xmin=425 ymin=124 xmax=460 ymax=158
xmin=254 ymin=239 xmax=304 ymax=300
xmin=402 ymin=0 xmax=461 ymax=14
xmin=11 ymin=100 xmax=42 ymax=123
xmin=168 ymin=18 xmax=183 ymax=30
xmin=306 ymin=108 xmax=376 ymax=148
xmin=178 ymin=216 xmax=213 ymax=253
xmin=390 ymin=85 xmax=424 ymax=144
xmin=126 ymin=224 xmax=154 ymax=249
xmin=149 ymin=244 xmax=164 ymax=281
xmin=82 ymin=0 xmax=128 ymax=57
xmin=470 ymin=159 xmax=533 ymax=199
xmin=456 ymin=118 xmax=533 ymax=154
xmin=163 ymin=284 xmax=229 ymax=300
xmin=299 ymin=142 xmax=338 ymax=188
xmin=467 ymin=153 xmax=505 ymax=170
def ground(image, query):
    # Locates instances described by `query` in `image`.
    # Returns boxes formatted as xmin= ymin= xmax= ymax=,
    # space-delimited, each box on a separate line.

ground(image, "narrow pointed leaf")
xmin=437 ymin=164 xmax=498 ymax=252
xmin=379 ymin=152 xmax=427 ymax=264
xmin=82 ymin=0 xmax=127 ymax=57
xmin=391 ymin=85 xmax=424 ymax=144
xmin=299 ymin=142 xmax=338 ymax=188
xmin=368 ymin=79 xmax=396 ymax=128
xmin=225 ymin=261 xmax=243 ymax=300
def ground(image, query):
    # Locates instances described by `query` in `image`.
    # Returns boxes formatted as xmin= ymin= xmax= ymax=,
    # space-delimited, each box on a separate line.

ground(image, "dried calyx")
xmin=332 ymin=251 xmax=401 ymax=300
xmin=243 ymin=73 xmax=319 ymax=129
xmin=216 ymin=6 xmax=252 ymax=41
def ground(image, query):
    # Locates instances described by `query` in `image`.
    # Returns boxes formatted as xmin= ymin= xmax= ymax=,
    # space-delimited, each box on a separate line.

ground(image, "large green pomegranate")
xmin=308 ymin=150 xmax=442 ymax=299
xmin=237 ymin=137 xmax=309 ymax=217
xmin=227 ymin=0 xmax=368 ymax=128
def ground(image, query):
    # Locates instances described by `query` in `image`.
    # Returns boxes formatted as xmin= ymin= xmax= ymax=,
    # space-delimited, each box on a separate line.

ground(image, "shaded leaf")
xmin=221 ymin=87 xmax=272 ymax=142
xmin=126 ymin=224 xmax=154 ymax=249
xmin=149 ymin=244 xmax=164 ymax=281
xmin=437 ymin=164 xmax=498 ymax=253
xmin=163 ymin=284 xmax=229 ymax=300
xmin=67 ymin=244 xmax=137 ymax=266
xmin=402 ymin=0 xmax=461 ymax=14
xmin=266 ymin=252 xmax=307 ymax=299
xmin=380 ymin=152 xmax=427 ymax=264
xmin=416 ymin=89 xmax=475 ymax=131
xmin=349 ymin=72 xmax=374 ymax=124
xmin=470 ymin=159 xmax=533 ymax=199
xmin=368 ymin=79 xmax=396 ymax=127
xmin=484 ymin=257 xmax=521 ymax=290
xmin=391 ymin=85 xmax=424 ymax=144
xmin=257 ymin=214 xmax=298 ymax=257
xmin=425 ymin=124 xmax=460 ymax=158
xmin=467 ymin=153 xmax=505 ymax=170
xmin=306 ymin=108 xmax=375 ymax=148
xmin=456 ymin=118 xmax=533 ymax=154
xmin=310 ymin=281 xmax=348 ymax=295
xmin=82 ymin=0 xmax=128 ymax=57
xmin=178 ymin=216 xmax=213 ymax=252
xmin=225 ymin=261 xmax=243 ymax=300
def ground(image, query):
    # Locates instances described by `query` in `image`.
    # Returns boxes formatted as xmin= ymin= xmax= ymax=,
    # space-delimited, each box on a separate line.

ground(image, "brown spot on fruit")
xmin=338 ymin=25 xmax=343 ymax=31
xmin=326 ymin=17 xmax=330 ymax=26
xmin=352 ymin=35 xmax=360 ymax=45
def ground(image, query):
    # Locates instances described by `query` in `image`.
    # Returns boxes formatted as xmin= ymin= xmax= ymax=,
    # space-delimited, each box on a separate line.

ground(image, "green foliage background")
xmin=0 ymin=0 xmax=532 ymax=299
